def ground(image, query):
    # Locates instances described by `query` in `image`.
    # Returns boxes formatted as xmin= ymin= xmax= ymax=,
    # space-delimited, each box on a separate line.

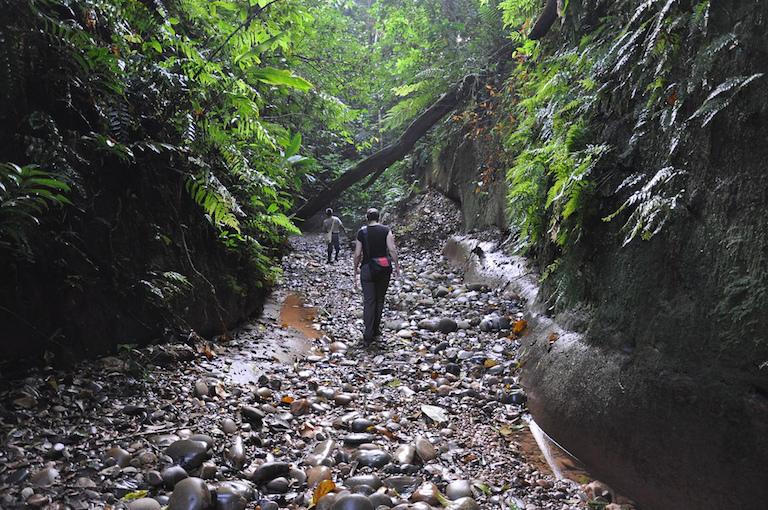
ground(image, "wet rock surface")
xmin=0 ymin=192 xmax=629 ymax=509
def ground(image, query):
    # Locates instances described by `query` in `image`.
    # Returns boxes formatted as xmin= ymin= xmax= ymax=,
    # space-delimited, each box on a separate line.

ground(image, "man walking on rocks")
xmin=323 ymin=208 xmax=347 ymax=263
xmin=353 ymin=208 xmax=400 ymax=345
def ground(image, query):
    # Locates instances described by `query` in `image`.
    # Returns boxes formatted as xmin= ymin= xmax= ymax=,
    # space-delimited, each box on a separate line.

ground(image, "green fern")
xmin=689 ymin=74 xmax=764 ymax=127
xmin=185 ymin=173 xmax=242 ymax=234
xmin=0 ymin=163 xmax=72 ymax=255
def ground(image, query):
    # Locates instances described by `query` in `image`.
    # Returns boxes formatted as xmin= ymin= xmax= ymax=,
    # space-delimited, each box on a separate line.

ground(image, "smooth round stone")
xmin=418 ymin=319 xmax=439 ymax=331
xmin=354 ymin=449 xmax=392 ymax=469
xmin=289 ymin=467 xmax=307 ymax=486
xmin=105 ymin=446 xmax=132 ymax=468
xmin=145 ymin=470 xmax=163 ymax=487
xmin=76 ymin=476 xmax=97 ymax=488
xmin=290 ymin=399 xmax=311 ymax=416
xmin=199 ymin=462 xmax=218 ymax=480
xmin=445 ymin=480 xmax=473 ymax=500
xmin=350 ymin=418 xmax=374 ymax=433
xmin=330 ymin=493 xmax=374 ymax=510
xmin=412 ymin=481 xmax=439 ymax=505
xmin=344 ymin=474 xmax=382 ymax=490
xmin=396 ymin=330 xmax=413 ymax=339
xmin=217 ymin=480 xmax=256 ymax=500
xmin=444 ymin=363 xmax=461 ymax=376
xmin=437 ymin=318 xmax=458 ymax=333
xmin=227 ymin=435 xmax=246 ymax=469
xmin=304 ymin=439 xmax=337 ymax=467
xmin=25 ymin=494 xmax=48 ymax=508
xmin=222 ymin=418 xmax=237 ymax=433
xmin=165 ymin=439 xmax=208 ymax=470
xmin=393 ymin=445 xmax=415 ymax=464
xmin=342 ymin=433 xmax=374 ymax=446
xmin=252 ymin=461 xmax=291 ymax=484
xmin=30 ymin=467 xmax=58 ymax=486
xmin=330 ymin=341 xmax=349 ymax=353
xmin=264 ymin=476 xmax=290 ymax=493
xmin=127 ymin=498 xmax=161 ymax=510
xmin=445 ymin=497 xmax=480 ymax=510
xmin=167 ymin=477 xmax=211 ymax=510
xmin=188 ymin=434 xmax=215 ymax=450
xmin=369 ymin=492 xmax=394 ymax=508
xmin=334 ymin=394 xmax=354 ymax=406
xmin=307 ymin=465 xmax=332 ymax=487
xmin=414 ymin=436 xmax=437 ymax=462
xmin=162 ymin=465 xmax=189 ymax=488
xmin=315 ymin=493 xmax=338 ymax=510
xmin=257 ymin=500 xmax=279 ymax=510
xmin=7 ymin=468 xmax=29 ymax=485
xmin=457 ymin=321 xmax=471 ymax=329
xmin=241 ymin=406 xmax=266 ymax=425
xmin=139 ymin=451 xmax=157 ymax=464
xmin=213 ymin=486 xmax=247 ymax=510
xmin=432 ymin=286 xmax=450 ymax=298
xmin=194 ymin=380 xmax=209 ymax=397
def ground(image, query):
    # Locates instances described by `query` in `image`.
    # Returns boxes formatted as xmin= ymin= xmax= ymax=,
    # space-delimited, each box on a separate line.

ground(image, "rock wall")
xmin=438 ymin=2 xmax=768 ymax=508
xmin=446 ymin=232 xmax=768 ymax=509
xmin=413 ymin=136 xmax=508 ymax=233
xmin=0 ymin=163 xmax=268 ymax=372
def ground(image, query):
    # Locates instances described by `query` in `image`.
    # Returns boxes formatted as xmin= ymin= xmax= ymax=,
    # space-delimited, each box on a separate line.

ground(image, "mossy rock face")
xmin=0 ymin=163 xmax=268 ymax=369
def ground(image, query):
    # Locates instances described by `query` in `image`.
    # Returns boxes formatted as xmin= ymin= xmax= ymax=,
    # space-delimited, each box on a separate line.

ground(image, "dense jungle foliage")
xmin=1 ymin=0 xmax=764 ymax=365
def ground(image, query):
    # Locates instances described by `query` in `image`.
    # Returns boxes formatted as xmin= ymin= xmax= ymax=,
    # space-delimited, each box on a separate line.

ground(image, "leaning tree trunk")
xmin=293 ymin=74 xmax=479 ymax=221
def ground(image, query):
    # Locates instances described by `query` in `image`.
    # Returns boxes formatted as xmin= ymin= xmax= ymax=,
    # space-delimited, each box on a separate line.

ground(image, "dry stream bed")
xmin=0 ymin=229 xmax=634 ymax=510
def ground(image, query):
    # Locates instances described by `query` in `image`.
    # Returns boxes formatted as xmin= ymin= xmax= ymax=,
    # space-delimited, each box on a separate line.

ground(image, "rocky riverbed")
xmin=0 ymin=193 xmax=630 ymax=510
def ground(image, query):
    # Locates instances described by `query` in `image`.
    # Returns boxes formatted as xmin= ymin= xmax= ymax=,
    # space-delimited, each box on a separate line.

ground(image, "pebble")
xmin=162 ymin=465 xmax=189 ymax=488
xmin=222 ymin=418 xmax=238 ymax=433
xmin=345 ymin=474 xmax=383 ymax=490
xmin=127 ymin=498 xmax=162 ymax=510
xmin=414 ymin=436 xmax=437 ymax=462
xmin=330 ymin=493 xmax=374 ymax=510
xmin=445 ymin=480 xmax=474 ymax=500
xmin=164 ymin=439 xmax=209 ymax=470
xmin=355 ymin=449 xmax=392 ymax=468
xmin=252 ymin=461 xmax=291 ymax=484
xmin=29 ymin=467 xmax=58 ymax=486
xmin=167 ymin=477 xmax=211 ymax=510
xmin=307 ymin=465 xmax=332 ymax=487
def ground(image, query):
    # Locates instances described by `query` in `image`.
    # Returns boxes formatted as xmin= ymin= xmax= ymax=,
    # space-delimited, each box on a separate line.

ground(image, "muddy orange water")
xmin=280 ymin=292 xmax=323 ymax=339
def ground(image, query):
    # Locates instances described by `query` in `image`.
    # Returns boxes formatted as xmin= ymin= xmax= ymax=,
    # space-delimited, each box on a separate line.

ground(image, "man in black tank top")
xmin=353 ymin=208 xmax=400 ymax=345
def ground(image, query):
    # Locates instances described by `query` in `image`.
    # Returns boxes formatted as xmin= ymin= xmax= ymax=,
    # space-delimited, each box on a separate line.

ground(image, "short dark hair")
xmin=366 ymin=208 xmax=379 ymax=221
xmin=325 ymin=208 xmax=333 ymax=216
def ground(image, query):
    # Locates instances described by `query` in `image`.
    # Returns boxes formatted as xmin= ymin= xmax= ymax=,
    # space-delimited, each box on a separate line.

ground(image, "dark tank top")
xmin=357 ymin=224 xmax=390 ymax=264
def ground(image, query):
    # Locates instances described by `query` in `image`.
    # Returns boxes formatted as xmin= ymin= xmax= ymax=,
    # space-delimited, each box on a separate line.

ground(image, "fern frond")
xmin=382 ymin=93 xmax=434 ymax=131
xmin=689 ymin=73 xmax=764 ymax=127
xmin=185 ymin=173 xmax=243 ymax=234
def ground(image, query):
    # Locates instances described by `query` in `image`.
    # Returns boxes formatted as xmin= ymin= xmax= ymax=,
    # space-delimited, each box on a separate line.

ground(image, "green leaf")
xmin=248 ymin=67 xmax=313 ymax=92
xmin=285 ymin=132 xmax=301 ymax=158
xmin=235 ymin=32 xmax=288 ymax=63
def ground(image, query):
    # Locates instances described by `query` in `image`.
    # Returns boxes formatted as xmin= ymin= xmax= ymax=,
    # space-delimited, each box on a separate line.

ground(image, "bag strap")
xmin=361 ymin=226 xmax=370 ymax=261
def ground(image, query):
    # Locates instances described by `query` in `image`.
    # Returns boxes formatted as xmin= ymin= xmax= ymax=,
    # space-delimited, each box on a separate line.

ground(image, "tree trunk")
xmin=293 ymin=74 xmax=479 ymax=221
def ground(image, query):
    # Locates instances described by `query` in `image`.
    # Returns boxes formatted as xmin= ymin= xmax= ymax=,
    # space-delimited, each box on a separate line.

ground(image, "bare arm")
xmin=386 ymin=230 xmax=400 ymax=277
xmin=353 ymin=239 xmax=362 ymax=282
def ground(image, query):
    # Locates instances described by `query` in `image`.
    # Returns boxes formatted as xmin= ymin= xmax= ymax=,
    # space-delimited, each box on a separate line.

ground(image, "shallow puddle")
xmin=280 ymin=292 xmax=324 ymax=339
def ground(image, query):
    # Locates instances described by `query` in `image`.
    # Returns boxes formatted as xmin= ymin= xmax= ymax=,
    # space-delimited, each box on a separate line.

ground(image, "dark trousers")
xmin=327 ymin=232 xmax=340 ymax=261
xmin=360 ymin=263 xmax=390 ymax=341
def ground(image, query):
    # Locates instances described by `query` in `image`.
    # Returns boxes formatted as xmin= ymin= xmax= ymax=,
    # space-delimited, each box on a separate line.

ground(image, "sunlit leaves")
xmin=248 ymin=67 xmax=313 ymax=92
